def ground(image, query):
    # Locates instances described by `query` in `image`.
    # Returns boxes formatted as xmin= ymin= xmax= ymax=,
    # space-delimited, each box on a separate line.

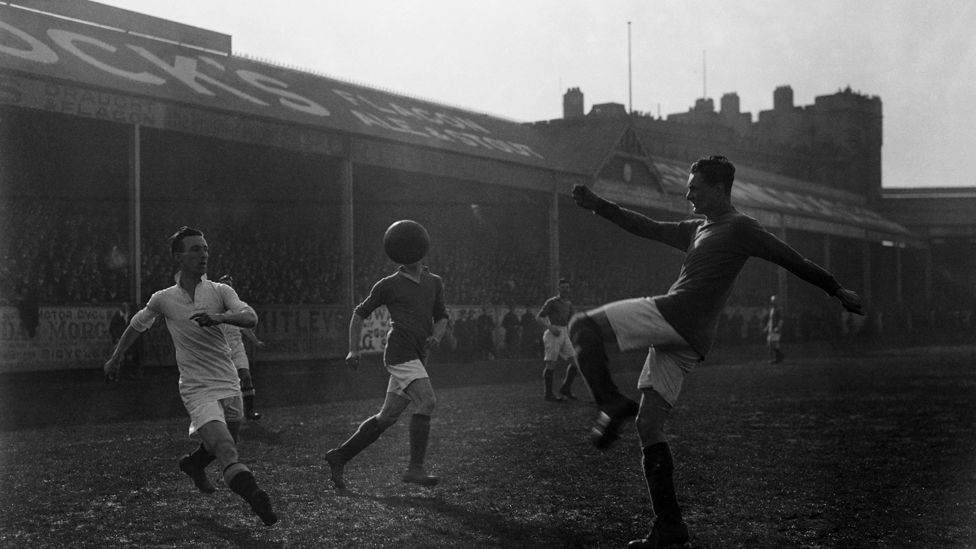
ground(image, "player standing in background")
xmin=765 ymin=294 xmax=785 ymax=364
xmin=325 ymin=221 xmax=449 ymax=490
xmin=104 ymin=226 xmax=277 ymax=527
xmin=570 ymin=156 xmax=863 ymax=548
xmin=218 ymin=275 xmax=266 ymax=420
xmin=538 ymin=278 xmax=581 ymax=401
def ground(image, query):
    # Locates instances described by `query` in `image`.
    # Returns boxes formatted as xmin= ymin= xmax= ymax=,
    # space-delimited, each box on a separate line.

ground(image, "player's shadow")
xmin=361 ymin=492 xmax=566 ymax=543
xmin=194 ymin=516 xmax=284 ymax=549
xmin=239 ymin=422 xmax=284 ymax=445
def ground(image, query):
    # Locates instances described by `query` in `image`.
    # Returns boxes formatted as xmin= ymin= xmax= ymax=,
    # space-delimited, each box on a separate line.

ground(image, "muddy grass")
xmin=1 ymin=346 xmax=975 ymax=547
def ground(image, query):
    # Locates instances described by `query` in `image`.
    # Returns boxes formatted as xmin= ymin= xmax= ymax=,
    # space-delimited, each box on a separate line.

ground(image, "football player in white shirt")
xmin=218 ymin=275 xmax=265 ymax=421
xmin=104 ymin=227 xmax=277 ymax=526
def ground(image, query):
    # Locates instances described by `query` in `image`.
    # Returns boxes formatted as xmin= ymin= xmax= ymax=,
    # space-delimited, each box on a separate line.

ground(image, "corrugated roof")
xmin=532 ymin=117 xmax=630 ymax=175
xmin=652 ymin=158 xmax=911 ymax=236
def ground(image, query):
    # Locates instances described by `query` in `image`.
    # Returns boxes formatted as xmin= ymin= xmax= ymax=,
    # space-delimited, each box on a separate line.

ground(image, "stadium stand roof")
xmin=881 ymin=187 xmax=976 ymax=239
xmin=0 ymin=2 xmax=556 ymax=169
xmin=0 ymin=1 xmax=917 ymax=244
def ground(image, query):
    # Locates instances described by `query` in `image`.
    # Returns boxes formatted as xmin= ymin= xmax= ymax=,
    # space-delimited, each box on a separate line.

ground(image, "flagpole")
xmin=628 ymin=21 xmax=632 ymax=113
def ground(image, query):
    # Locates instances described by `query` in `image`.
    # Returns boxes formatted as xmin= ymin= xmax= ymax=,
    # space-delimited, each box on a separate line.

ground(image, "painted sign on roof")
xmin=0 ymin=5 xmax=550 ymax=166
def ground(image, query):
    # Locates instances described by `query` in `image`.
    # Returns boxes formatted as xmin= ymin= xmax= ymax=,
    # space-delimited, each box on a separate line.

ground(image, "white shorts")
xmin=229 ymin=345 xmax=250 ymax=370
xmin=184 ymin=394 xmax=243 ymax=438
xmin=592 ymin=297 xmax=700 ymax=407
xmin=543 ymin=326 xmax=575 ymax=361
xmin=766 ymin=332 xmax=781 ymax=344
xmin=386 ymin=359 xmax=430 ymax=397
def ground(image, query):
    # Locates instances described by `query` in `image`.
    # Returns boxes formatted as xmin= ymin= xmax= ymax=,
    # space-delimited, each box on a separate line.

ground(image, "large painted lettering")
xmin=0 ymin=11 xmax=328 ymax=118
xmin=46 ymin=29 xmax=165 ymax=85
xmin=0 ymin=19 xmax=57 ymax=63
xmin=236 ymin=69 xmax=330 ymax=116
xmin=335 ymin=88 xmax=544 ymax=159
xmin=0 ymin=8 xmax=545 ymax=162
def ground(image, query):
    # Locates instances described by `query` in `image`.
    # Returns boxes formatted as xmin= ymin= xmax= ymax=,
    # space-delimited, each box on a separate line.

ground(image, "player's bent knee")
xmin=635 ymin=414 xmax=667 ymax=443
xmin=636 ymin=390 xmax=672 ymax=445
xmin=415 ymin=395 xmax=437 ymax=416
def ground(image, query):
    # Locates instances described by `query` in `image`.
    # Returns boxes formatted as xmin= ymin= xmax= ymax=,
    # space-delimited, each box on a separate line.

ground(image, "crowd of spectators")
xmin=0 ymin=199 xmax=129 ymax=306
xmin=4 ymin=197 xmax=975 ymax=350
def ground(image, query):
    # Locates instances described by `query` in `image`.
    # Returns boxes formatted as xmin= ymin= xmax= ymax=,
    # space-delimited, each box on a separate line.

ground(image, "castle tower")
xmin=563 ymin=88 xmax=584 ymax=119
xmin=720 ymin=92 xmax=740 ymax=116
xmin=773 ymin=85 xmax=794 ymax=112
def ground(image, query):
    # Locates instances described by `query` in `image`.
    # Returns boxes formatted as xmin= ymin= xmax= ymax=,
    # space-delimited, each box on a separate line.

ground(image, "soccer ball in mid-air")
xmin=383 ymin=219 xmax=430 ymax=265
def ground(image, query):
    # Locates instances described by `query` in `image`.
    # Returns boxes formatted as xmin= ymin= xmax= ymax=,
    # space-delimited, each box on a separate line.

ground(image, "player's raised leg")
xmin=569 ymin=311 xmax=638 ymax=449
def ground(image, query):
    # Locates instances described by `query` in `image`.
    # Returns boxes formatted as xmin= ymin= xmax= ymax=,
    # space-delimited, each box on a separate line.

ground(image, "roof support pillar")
xmin=340 ymin=157 xmax=355 ymax=312
xmin=549 ymin=183 xmax=560 ymax=292
xmin=128 ymin=123 xmax=142 ymax=306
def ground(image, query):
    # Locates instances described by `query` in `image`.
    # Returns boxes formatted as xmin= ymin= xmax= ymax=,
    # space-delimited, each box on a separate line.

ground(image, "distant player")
xmin=537 ymin=278 xmax=581 ymax=401
xmin=217 ymin=275 xmax=265 ymax=420
xmin=570 ymin=156 xmax=862 ymax=548
xmin=765 ymin=294 xmax=785 ymax=364
xmin=104 ymin=226 xmax=277 ymax=527
xmin=325 ymin=220 xmax=449 ymax=490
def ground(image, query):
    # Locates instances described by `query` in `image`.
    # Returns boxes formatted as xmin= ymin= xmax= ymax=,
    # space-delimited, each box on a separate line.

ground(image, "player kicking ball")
xmin=325 ymin=220 xmax=449 ymax=490
xmin=104 ymin=226 xmax=277 ymax=527
xmin=569 ymin=157 xmax=862 ymax=548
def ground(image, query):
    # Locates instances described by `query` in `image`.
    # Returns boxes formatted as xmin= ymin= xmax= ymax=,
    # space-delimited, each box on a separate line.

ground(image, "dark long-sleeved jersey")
xmin=354 ymin=266 xmax=449 ymax=365
xmin=539 ymin=295 xmax=574 ymax=326
xmin=595 ymin=202 xmax=841 ymax=358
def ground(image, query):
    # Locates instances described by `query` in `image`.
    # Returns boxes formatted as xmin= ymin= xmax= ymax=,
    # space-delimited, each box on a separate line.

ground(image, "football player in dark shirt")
xmin=325 ymin=243 xmax=449 ymax=490
xmin=570 ymin=156 xmax=863 ymax=548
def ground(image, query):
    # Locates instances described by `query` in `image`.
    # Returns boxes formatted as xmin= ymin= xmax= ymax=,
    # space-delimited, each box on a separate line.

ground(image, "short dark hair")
xmin=218 ymin=274 xmax=234 ymax=285
xmin=558 ymin=278 xmax=570 ymax=285
xmin=690 ymin=155 xmax=736 ymax=193
xmin=169 ymin=226 xmax=204 ymax=254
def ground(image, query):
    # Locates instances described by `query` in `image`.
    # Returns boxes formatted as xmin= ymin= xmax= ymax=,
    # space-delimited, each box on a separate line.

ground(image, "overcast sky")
xmin=99 ymin=0 xmax=976 ymax=189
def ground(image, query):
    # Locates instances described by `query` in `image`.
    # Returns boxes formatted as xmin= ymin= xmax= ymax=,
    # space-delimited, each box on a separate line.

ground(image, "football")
xmin=383 ymin=219 xmax=430 ymax=265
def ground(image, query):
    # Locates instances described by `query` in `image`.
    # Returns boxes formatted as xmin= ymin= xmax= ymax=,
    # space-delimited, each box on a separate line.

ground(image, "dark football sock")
xmin=408 ymin=414 xmax=432 ymax=468
xmin=544 ymin=369 xmax=555 ymax=396
xmin=190 ymin=443 xmax=215 ymax=467
xmin=642 ymin=442 xmax=682 ymax=524
xmin=335 ymin=415 xmax=385 ymax=462
xmin=227 ymin=468 xmax=260 ymax=502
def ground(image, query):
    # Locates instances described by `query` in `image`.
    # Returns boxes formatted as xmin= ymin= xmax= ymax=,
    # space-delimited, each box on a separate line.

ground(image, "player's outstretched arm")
xmin=572 ymin=184 xmax=676 ymax=243
xmin=572 ymin=185 xmax=611 ymax=211
xmin=834 ymin=288 xmax=864 ymax=315
xmin=104 ymin=325 xmax=141 ymax=383
xmin=191 ymin=307 xmax=257 ymax=329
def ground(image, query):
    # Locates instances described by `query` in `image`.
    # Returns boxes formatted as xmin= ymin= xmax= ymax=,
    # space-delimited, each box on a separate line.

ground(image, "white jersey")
xmin=221 ymin=323 xmax=245 ymax=352
xmin=130 ymin=274 xmax=252 ymax=403
xmin=220 ymin=323 xmax=250 ymax=369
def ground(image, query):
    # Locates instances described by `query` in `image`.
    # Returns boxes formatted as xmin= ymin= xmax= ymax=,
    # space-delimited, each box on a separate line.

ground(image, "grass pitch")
xmin=1 ymin=345 xmax=975 ymax=548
